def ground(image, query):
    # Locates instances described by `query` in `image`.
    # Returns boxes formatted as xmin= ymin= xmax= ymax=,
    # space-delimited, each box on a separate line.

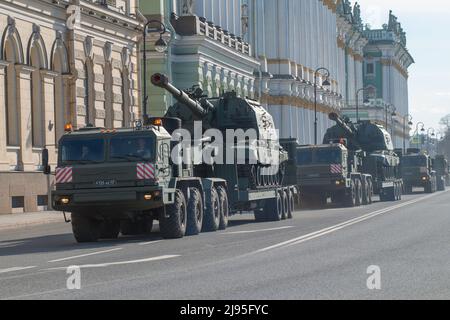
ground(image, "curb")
xmin=0 ymin=212 xmax=70 ymax=231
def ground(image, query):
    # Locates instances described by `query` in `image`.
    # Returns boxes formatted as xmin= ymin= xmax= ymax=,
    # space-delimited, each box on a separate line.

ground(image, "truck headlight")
xmin=60 ymin=197 xmax=70 ymax=205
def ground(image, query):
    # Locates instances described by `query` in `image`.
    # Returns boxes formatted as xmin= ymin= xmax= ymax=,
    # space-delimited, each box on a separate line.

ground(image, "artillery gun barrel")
xmin=329 ymin=112 xmax=356 ymax=138
xmin=151 ymin=73 xmax=212 ymax=118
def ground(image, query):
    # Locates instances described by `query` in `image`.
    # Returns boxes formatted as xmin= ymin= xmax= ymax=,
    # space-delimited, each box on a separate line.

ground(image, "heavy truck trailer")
xmin=400 ymin=152 xmax=437 ymax=194
xmin=43 ymin=74 xmax=296 ymax=243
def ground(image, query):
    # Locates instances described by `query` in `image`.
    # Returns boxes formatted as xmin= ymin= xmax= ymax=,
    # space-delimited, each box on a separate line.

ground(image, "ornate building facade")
xmin=0 ymin=0 xmax=141 ymax=214
xmin=342 ymin=10 xmax=414 ymax=148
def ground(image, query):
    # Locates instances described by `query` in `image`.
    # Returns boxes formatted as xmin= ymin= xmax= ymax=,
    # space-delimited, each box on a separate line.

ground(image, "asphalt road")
xmin=1 ymin=189 xmax=449 ymax=300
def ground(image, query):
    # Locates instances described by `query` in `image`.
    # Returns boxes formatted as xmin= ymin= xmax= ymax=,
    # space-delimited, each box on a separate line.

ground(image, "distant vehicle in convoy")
xmin=323 ymin=113 xmax=403 ymax=203
xmin=432 ymin=155 xmax=448 ymax=191
xmin=280 ymin=113 xmax=402 ymax=208
xmin=43 ymin=74 xmax=296 ymax=243
xmin=400 ymin=150 xmax=436 ymax=194
xmin=294 ymin=143 xmax=373 ymax=208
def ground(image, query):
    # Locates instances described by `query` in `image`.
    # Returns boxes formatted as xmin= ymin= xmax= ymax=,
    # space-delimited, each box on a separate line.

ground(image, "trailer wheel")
xmin=287 ymin=189 xmax=295 ymax=219
xmin=160 ymin=189 xmax=187 ymax=239
xmin=281 ymin=190 xmax=289 ymax=220
xmin=202 ymin=187 xmax=220 ymax=232
xmin=71 ymin=213 xmax=101 ymax=243
xmin=186 ymin=188 xmax=203 ymax=236
xmin=354 ymin=179 xmax=362 ymax=207
xmin=100 ymin=219 xmax=121 ymax=239
xmin=344 ymin=182 xmax=357 ymax=207
xmin=264 ymin=192 xmax=282 ymax=222
xmin=218 ymin=186 xmax=229 ymax=230
xmin=367 ymin=180 xmax=374 ymax=204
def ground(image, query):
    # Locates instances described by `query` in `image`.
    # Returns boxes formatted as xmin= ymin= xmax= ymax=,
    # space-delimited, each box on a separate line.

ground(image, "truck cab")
xmin=44 ymin=121 xmax=229 ymax=243
xmin=296 ymin=143 xmax=373 ymax=208
xmin=401 ymin=153 xmax=437 ymax=194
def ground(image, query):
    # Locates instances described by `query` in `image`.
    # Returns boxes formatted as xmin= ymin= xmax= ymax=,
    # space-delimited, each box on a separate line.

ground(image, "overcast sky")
xmin=360 ymin=0 xmax=450 ymax=134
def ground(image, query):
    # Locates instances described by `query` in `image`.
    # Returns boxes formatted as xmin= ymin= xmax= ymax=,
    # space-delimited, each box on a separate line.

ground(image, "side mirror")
xmin=42 ymin=148 xmax=51 ymax=175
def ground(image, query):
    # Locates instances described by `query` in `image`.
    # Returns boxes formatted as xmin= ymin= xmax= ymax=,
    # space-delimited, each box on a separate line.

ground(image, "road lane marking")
xmin=221 ymin=226 xmax=295 ymax=235
xmin=255 ymin=191 xmax=447 ymax=254
xmin=138 ymin=240 xmax=163 ymax=246
xmin=0 ymin=266 xmax=36 ymax=274
xmin=45 ymin=255 xmax=180 ymax=270
xmin=48 ymin=247 xmax=123 ymax=263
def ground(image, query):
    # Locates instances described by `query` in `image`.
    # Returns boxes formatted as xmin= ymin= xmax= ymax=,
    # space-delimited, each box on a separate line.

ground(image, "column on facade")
xmin=0 ymin=62 xmax=9 ymax=170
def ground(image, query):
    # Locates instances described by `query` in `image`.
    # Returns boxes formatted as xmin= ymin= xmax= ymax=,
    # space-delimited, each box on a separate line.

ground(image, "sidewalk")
xmin=0 ymin=211 xmax=70 ymax=231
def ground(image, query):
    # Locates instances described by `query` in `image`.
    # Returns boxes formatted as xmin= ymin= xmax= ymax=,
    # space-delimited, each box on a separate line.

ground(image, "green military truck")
xmin=43 ymin=121 xmax=229 ymax=243
xmin=433 ymin=155 xmax=449 ymax=191
xmin=295 ymin=143 xmax=373 ymax=208
xmin=401 ymin=151 xmax=437 ymax=194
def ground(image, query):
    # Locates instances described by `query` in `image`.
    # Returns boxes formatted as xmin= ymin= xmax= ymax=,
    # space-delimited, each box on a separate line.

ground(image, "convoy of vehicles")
xmin=400 ymin=150 xmax=437 ymax=194
xmin=43 ymin=73 xmax=296 ymax=243
xmin=42 ymin=74 xmax=446 ymax=243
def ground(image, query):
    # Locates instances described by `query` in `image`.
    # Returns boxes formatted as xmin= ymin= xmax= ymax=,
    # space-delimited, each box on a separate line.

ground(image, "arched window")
xmin=52 ymin=48 xmax=68 ymax=142
xmin=3 ymin=39 xmax=20 ymax=146
xmin=29 ymin=46 xmax=45 ymax=147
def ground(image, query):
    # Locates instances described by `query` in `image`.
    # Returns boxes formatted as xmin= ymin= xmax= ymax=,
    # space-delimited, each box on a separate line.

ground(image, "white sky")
xmin=360 ymin=0 xmax=450 ymax=133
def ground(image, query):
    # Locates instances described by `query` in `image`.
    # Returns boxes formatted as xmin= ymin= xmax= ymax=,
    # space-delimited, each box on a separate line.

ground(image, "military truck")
xmin=433 ymin=155 xmax=448 ymax=191
xmin=322 ymin=113 xmax=403 ymax=202
xmin=43 ymin=122 xmax=232 ymax=243
xmin=294 ymin=142 xmax=373 ymax=208
xmin=400 ymin=150 xmax=436 ymax=194
xmin=151 ymin=73 xmax=297 ymax=222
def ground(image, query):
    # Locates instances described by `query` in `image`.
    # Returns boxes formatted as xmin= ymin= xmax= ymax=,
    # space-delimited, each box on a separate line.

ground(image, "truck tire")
xmin=160 ymin=189 xmax=187 ymax=239
xmin=120 ymin=219 xmax=141 ymax=236
xmin=355 ymin=179 xmax=362 ymax=207
xmin=362 ymin=179 xmax=369 ymax=205
xmin=404 ymin=184 xmax=413 ymax=195
xmin=100 ymin=219 xmax=121 ymax=239
xmin=287 ymin=189 xmax=295 ymax=219
xmin=437 ymin=178 xmax=445 ymax=191
xmin=367 ymin=180 xmax=373 ymax=204
xmin=281 ymin=190 xmax=289 ymax=220
xmin=264 ymin=191 xmax=282 ymax=222
xmin=218 ymin=186 xmax=229 ymax=230
xmin=344 ymin=183 xmax=356 ymax=207
xmin=202 ymin=187 xmax=220 ymax=232
xmin=71 ymin=213 xmax=101 ymax=243
xmin=186 ymin=188 xmax=203 ymax=236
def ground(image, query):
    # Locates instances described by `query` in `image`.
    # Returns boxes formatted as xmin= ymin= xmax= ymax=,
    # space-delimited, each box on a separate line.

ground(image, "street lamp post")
xmin=427 ymin=128 xmax=436 ymax=154
xmin=355 ymin=87 xmax=372 ymax=123
xmin=314 ymin=67 xmax=331 ymax=145
xmin=402 ymin=114 xmax=413 ymax=154
xmin=142 ymin=20 xmax=168 ymax=120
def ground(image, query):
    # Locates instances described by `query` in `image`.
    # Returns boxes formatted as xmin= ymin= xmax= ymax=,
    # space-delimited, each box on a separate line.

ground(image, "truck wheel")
xmin=355 ymin=179 xmax=362 ymax=207
xmin=264 ymin=192 xmax=282 ymax=222
xmin=202 ymin=187 xmax=220 ymax=232
xmin=281 ymin=190 xmax=289 ymax=220
xmin=100 ymin=219 xmax=121 ymax=239
xmin=437 ymin=178 xmax=445 ymax=191
xmin=345 ymin=183 xmax=356 ymax=207
xmin=218 ymin=186 xmax=229 ymax=230
xmin=186 ymin=188 xmax=203 ymax=236
xmin=287 ymin=190 xmax=295 ymax=219
xmin=405 ymin=184 xmax=413 ymax=195
xmin=160 ymin=189 xmax=187 ymax=239
xmin=362 ymin=179 xmax=369 ymax=205
xmin=367 ymin=180 xmax=373 ymax=204
xmin=71 ymin=213 xmax=101 ymax=243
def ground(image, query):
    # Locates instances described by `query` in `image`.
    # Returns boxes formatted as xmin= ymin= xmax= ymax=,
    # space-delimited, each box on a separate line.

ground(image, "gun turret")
xmin=151 ymin=73 xmax=214 ymax=118
xmin=328 ymin=113 xmax=356 ymax=138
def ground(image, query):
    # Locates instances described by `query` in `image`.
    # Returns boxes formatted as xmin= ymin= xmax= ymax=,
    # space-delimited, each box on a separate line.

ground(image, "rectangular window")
xmin=60 ymin=139 xmax=105 ymax=165
xmin=366 ymin=63 xmax=375 ymax=75
xmin=12 ymin=196 xmax=24 ymax=209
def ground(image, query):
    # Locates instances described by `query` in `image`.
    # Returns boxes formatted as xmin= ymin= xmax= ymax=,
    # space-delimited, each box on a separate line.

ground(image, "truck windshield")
xmin=316 ymin=149 xmax=342 ymax=164
xmin=402 ymin=157 xmax=427 ymax=167
xmin=110 ymin=136 xmax=155 ymax=162
xmin=60 ymin=139 xmax=105 ymax=165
